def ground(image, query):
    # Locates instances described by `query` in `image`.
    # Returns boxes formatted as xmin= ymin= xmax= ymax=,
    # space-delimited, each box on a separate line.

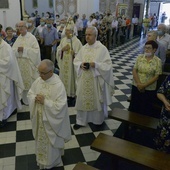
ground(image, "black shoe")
xmin=73 ymin=124 xmax=83 ymax=130
xmin=0 ymin=120 xmax=7 ymax=128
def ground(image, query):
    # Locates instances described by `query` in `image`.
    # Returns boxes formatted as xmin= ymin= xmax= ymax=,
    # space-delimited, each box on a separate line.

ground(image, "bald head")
xmin=157 ymin=24 xmax=167 ymax=36
xmin=87 ymin=26 xmax=98 ymax=37
xmin=147 ymin=30 xmax=158 ymax=41
xmin=18 ymin=21 xmax=27 ymax=36
xmin=38 ymin=59 xmax=54 ymax=80
xmin=39 ymin=59 xmax=54 ymax=71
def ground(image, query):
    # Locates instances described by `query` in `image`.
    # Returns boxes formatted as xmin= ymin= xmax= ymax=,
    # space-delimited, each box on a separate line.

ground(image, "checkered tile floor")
xmin=0 ymin=37 xmax=146 ymax=170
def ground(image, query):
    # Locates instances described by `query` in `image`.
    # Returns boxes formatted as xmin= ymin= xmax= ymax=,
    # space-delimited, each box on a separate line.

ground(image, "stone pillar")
xmin=126 ymin=0 xmax=134 ymax=39
xmin=145 ymin=0 xmax=150 ymax=17
xmin=21 ymin=0 xmax=29 ymax=21
xmin=109 ymin=0 xmax=117 ymax=15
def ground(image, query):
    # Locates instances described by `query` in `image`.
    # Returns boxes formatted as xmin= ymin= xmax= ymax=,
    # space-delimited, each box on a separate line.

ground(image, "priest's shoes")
xmin=73 ymin=124 xmax=84 ymax=130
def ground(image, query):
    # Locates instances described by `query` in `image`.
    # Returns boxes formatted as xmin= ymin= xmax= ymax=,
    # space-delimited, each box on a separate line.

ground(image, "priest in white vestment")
xmin=73 ymin=26 xmax=114 ymax=130
xmin=56 ymin=23 xmax=82 ymax=105
xmin=0 ymin=34 xmax=24 ymax=127
xmin=12 ymin=21 xmax=41 ymax=105
xmin=27 ymin=59 xmax=71 ymax=169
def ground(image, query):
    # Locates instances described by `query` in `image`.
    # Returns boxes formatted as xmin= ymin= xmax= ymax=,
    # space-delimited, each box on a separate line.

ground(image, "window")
xmin=49 ymin=0 xmax=53 ymax=8
xmin=0 ymin=0 xmax=9 ymax=9
xmin=33 ymin=0 xmax=38 ymax=8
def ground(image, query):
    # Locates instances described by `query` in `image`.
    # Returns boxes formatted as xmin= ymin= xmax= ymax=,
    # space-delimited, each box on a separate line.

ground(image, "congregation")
xmin=1 ymin=9 xmax=170 ymax=170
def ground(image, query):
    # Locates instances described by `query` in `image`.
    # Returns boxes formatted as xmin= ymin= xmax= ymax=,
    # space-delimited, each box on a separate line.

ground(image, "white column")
xmin=21 ymin=0 xmax=29 ymax=20
xmin=77 ymin=0 xmax=99 ymax=19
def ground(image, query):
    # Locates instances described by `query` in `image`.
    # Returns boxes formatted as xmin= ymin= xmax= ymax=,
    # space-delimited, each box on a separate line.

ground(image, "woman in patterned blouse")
xmin=4 ymin=27 xmax=17 ymax=47
xmin=154 ymin=75 xmax=170 ymax=153
xmin=129 ymin=40 xmax=162 ymax=117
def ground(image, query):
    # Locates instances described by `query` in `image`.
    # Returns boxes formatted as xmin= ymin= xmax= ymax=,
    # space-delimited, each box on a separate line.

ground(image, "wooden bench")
xmin=73 ymin=162 xmax=99 ymax=170
xmin=109 ymin=108 xmax=158 ymax=131
xmin=91 ymin=133 xmax=170 ymax=170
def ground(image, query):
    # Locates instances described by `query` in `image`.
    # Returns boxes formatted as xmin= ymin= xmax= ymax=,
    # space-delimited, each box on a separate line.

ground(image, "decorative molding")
xmin=49 ymin=0 xmax=53 ymax=8
xmin=99 ymin=0 xmax=106 ymax=13
xmin=67 ymin=0 xmax=77 ymax=15
xmin=55 ymin=0 xmax=65 ymax=15
xmin=109 ymin=0 xmax=117 ymax=14
xmin=32 ymin=0 xmax=38 ymax=8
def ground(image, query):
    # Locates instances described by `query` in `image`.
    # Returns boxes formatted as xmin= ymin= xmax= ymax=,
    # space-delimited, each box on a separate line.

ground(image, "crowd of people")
xmin=0 ymin=9 xmax=170 ymax=169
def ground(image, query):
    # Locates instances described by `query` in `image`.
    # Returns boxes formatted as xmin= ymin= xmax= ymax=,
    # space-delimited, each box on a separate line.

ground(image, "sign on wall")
xmin=0 ymin=0 xmax=9 ymax=9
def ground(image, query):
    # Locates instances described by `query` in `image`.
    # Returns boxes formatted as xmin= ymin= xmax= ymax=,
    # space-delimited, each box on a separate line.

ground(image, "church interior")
xmin=0 ymin=0 xmax=170 ymax=170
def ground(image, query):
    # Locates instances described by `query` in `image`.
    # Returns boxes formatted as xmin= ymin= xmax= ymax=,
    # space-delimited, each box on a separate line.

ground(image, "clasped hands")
xmin=164 ymin=100 xmax=170 ymax=112
xmin=62 ymin=44 xmax=70 ymax=51
xmin=35 ymin=94 xmax=45 ymax=105
xmin=136 ymin=83 xmax=145 ymax=92
xmin=18 ymin=47 xmax=24 ymax=52
xmin=80 ymin=62 xmax=95 ymax=70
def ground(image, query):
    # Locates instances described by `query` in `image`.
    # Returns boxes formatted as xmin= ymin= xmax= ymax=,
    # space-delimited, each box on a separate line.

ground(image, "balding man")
xmin=27 ymin=59 xmax=71 ymax=169
xmin=157 ymin=23 xmax=170 ymax=50
xmin=147 ymin=30 xmax=166 ymax=65
xmin=73 ymin=26 xmax=114 ymax=130
xmin=12 ymin=21 xmax=41 ymax=105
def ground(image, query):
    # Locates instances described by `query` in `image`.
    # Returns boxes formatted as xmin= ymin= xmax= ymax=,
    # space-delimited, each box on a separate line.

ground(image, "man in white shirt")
xmin=111 ymin=17 xmax=118 ymax=45
xmin=132 ymin=14 xmax=139 ymax=36
xmin=74 ymin=13 xmax=83 ymax=41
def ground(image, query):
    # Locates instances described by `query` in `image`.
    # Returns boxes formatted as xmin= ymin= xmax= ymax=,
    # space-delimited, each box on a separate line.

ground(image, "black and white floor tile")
xmin=0 ymin=37 xmax=146 ymax=170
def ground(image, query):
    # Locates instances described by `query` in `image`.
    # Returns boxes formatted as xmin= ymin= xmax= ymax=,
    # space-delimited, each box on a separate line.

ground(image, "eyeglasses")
xmin=38 ymin=70 xmax=52 ymax=75
xmin=144 ymin=47 xmax=153 ymax=50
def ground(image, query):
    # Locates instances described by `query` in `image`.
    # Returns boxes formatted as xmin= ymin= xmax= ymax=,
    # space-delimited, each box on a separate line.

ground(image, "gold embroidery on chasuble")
xmin=82 ymin=48 xmax=96 ymax=111
xmin=36 ymin=83 xmax=50 ymax=164
xmin=62 ymin=50 xmax=70 ymax=91
xmin=17 ymin=37 xmax=32 ymax=90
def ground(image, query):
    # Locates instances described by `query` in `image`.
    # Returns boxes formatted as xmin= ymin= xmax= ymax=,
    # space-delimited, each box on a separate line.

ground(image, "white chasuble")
xmin=28 ymin=74 xmax=71 ymax=168
xmin=12 ymin=32 xmax=41 ymax=90
xmin=0 ymin=40 xmax=24 ymax=121
xmin=56 ymin=36 xmax=82 ymax=97
xmin=74 ymin=41 xmax=115 ymax=124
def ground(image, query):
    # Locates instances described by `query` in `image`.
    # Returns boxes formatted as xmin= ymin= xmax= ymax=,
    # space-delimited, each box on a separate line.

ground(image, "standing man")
xmin=74 ymin=13 xmax=83 ymax=41
xmin=0 ymin=29 xmax=24 ymax=127
xmin=82 ymin=14 xmax=88 ymax=45
xmin=73 ymin=26 xmax=114 ymax=130
xmin=103 ymin=11 xmax=113 ymax=49
xmin=56 ymin=23 xmax=82 ymax=106
xmin=143 ymin=15 xmax=150 ymax=36
xmin=27 ymin=59 xmax=71 ymax=169
xmin=157 ymin=23 xmax=170 ymax=50
xmin=41 ymin=18 xmax=59 ymax=63
xmin=12 ymin=21 xmax=41 ymax=105
xmin=132 ymin=14 xmax=139 ymax=36
xmin=147 ymin=30 xmax=166 ymax=65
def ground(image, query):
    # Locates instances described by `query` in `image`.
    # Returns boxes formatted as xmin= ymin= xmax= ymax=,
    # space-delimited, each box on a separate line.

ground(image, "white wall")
xmin=25 ymin=0 xmax=54 ymax=17
xmin=77 ymin=0 xmax=99 ymax=19
xmin=0 ymin=0 xmax=21 ymax=29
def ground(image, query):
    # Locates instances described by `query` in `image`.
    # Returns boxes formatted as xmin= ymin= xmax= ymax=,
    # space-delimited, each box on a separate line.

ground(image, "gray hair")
xmin=41 ymin=59 xmax=54 ymax=71
xmin=87 ymin=26 xmax=98 ymax=38
xmin=147 ymin=30 xmax=158 ymax=37
xmin=158 ymin=23 xmax=167 ymax=32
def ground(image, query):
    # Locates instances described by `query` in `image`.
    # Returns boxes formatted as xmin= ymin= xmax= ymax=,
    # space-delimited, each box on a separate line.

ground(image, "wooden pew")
xmin=108 ymin=108 xmax=158 ymax=131
xmin=73 ymin=162 xmax=99 ymax=170
xmin=91 ymin=133 xmax=170 ymax=170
